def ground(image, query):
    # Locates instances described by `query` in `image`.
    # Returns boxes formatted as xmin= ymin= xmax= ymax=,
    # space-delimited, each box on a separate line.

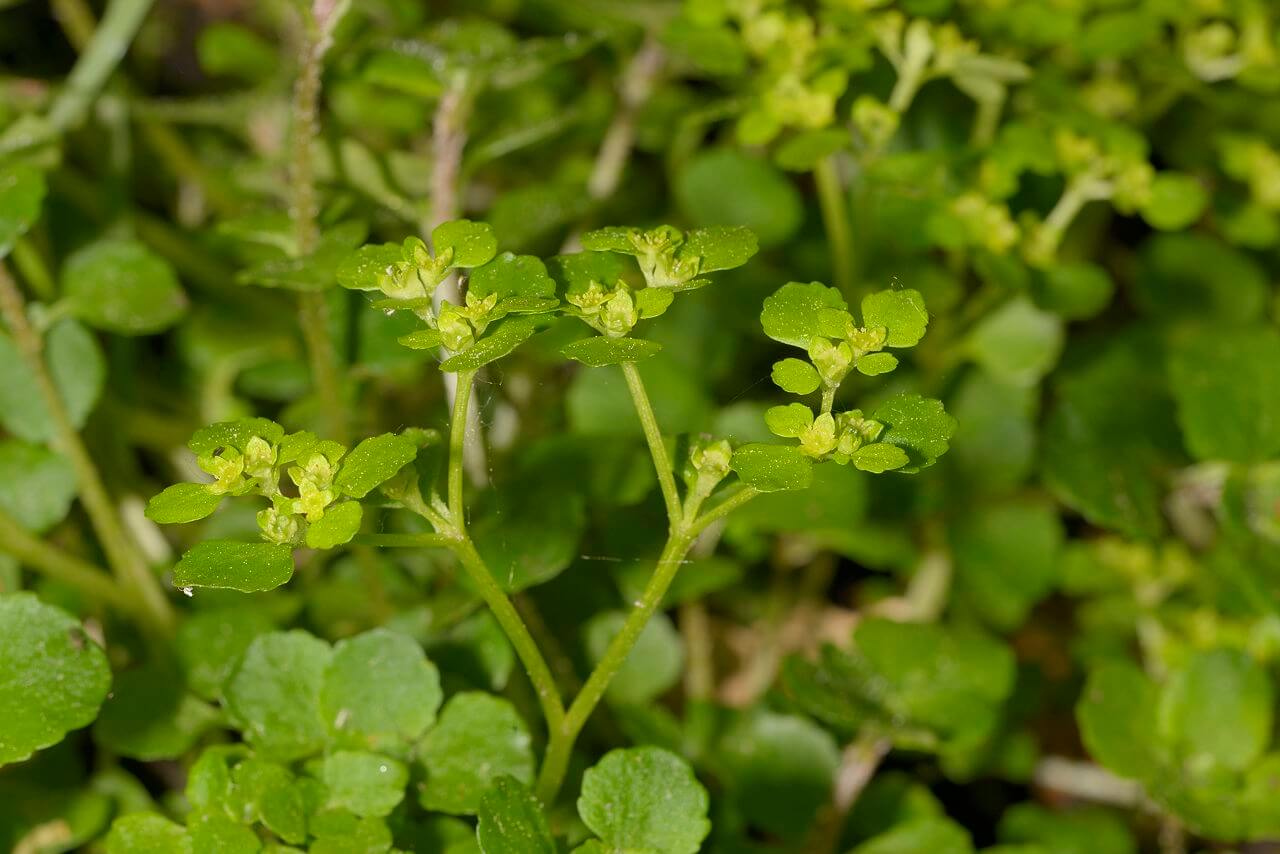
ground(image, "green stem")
xmin=0 ymin=506 xmax=136 ymax=614
xmin=688 ymin=485 xmax=760 ymax=539
xmin=440 ymin=367 xmax=565 ymax=737
xmin=452 ymin=537 xmax=566 ymax=732
xmin=10 ymin=238 xmax=56 ymax=301
xmin=621 ymin=361 xmax=682 ymax=528
xmin=448 ymin=369 xmax=475 ymax=525
xmin=46 ymin=0 xmax=155 ymax=133
xmin=0 ymin=263 xmax=173 ymax=635
xmin=351 ymin=532 xmax=454 ymax=549
xmin=537 ymin=527 xmax=698 ymax=802
xmin=814 ymin=155 xmax=855 ymax=295
xmin=289 ymin=6 xmax=348 ymax=444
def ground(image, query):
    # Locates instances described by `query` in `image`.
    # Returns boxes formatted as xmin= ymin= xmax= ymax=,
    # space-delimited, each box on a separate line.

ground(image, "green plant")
xmin=3 ymin=0 xmax=1280 ymax=851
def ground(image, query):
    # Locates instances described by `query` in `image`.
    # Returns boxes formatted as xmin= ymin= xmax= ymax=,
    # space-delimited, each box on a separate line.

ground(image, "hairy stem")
xmin=427 ymin=81 xmax=488 ymax=486
xmin=0 ymin=506 xmax=136 ymax=614
xmin=289 ymin=4 xmax=348 ymax=444
xmin=814 ymin=154 xmax=855 ymax=296
xmin=621 ymin=361 xmax=682 ymax=527
xmin=0 ymin=262 xmax=173 ymax=634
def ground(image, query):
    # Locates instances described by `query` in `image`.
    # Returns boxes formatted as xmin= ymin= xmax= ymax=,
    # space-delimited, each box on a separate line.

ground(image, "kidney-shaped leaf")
xmin=0 ymin=593 xmax=111 ymax=766
xmin=62 ymin=239 xmax=188 ymax=335
xmin=577 ymin=747 xmax=711 ymax=854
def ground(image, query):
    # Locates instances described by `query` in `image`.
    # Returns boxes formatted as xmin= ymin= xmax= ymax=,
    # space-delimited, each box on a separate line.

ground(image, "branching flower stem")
xmin=441 ymin=369 xmax=566 ymax=740
xmin=289 ymin=2 xmax=349 ymax=445
xmin=0 ymin=262 xmax=174 ymax=635
xmin=535 ymin=364 xmax=759 ymax=802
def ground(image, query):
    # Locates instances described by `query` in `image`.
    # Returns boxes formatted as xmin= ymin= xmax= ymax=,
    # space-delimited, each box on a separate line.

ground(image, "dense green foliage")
xmin=2 ymin=0 xmax=1280 ymax=851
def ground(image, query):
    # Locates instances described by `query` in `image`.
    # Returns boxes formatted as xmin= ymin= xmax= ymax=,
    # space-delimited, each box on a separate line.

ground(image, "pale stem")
xmin=813 ymin=154 xmax=855 ymax=296
xmin=0 ymin=262 xmax=174 ymax=634
xmin=1033 ymin=756 xmax=1145 ymax=808
xmin=289 ymin=5 xmax=348 ymax=444
xmin=811 ymin=732 xmax=893 ymax=854
xmin=561 ymin=36 xmax=665 ymax=252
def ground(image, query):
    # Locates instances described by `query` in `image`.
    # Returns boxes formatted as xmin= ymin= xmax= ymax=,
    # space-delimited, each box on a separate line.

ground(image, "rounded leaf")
xmin=62 ymin=240 xmax=187 ymax=334
xmin=322 ymin=751 xmax=408 ymax=817
xmin=578 ymin=747 xmax=710 ymax=854
xmin=321 ymin=628 xmax=443 ymax=750
xmin=225 ymin=630 xmax=332 ymax=761
xmin=0 ymin=319 xmax=105 ymax=443
xmin=305 ymin=501 xmax=363 ymax=549
xmin=872 ymin=394 xmax=957 ymax=472
xmin=0 ymin=440 xmax=76 ymax=532
xmin=419 ymin=692 xmax=534 ymax=815
xmin=861 ymin=289 xmax=928 ymax=348
xmin=1142 ymin=172 xmax=1207 ymax=231
xmin=760 ymin=282 xmax=849 ymax=348
xmin=771 ymin=358 xmax=820 ymax=394
xmin=433 ymin=219 xmax=498 ymax=269
xmin=0 ymin=593 xmax=111 ymax=766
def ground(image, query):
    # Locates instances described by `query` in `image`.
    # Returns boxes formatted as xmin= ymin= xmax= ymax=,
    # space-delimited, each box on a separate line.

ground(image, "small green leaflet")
xmin=146 ymin=482 xmax=225 ymax=524
xmin=772 ymin=358 xmax=820 ymax=394
xmin=861 ymin=289 xmax=928 ymax=348
xmin=334 ymin=432 xmax=419 ymax=497
xmin=760 ymin=282 xmax=848 ymax=348
xmin=322 ymin=751 xmax=409 ymax=817
xmin=433 ymin=219 xmax=498 ymax=268
xmin=561 ymin=337 xmax=662 ymax=367
xmin=731 ymin=443 xmax=813 ymax=491
xmin=872 ymin=394 xmax=957 ymax=472
xmin=469 ymin=252 xmax=556 ymax=300
xmin=0 ymin=319 xmax=105 ymax=443
xmin=0 ymin=440 xmax=76 ymax=532
xmin=172 ymin=540 xmax=294 ymax=593
xmin=440 ymin=316 xmax=545 ymax=371
xmin=306 ymin=500 xmax=363 ymax=549
xmin=104 ymin=813 xmax=192 ymax=854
